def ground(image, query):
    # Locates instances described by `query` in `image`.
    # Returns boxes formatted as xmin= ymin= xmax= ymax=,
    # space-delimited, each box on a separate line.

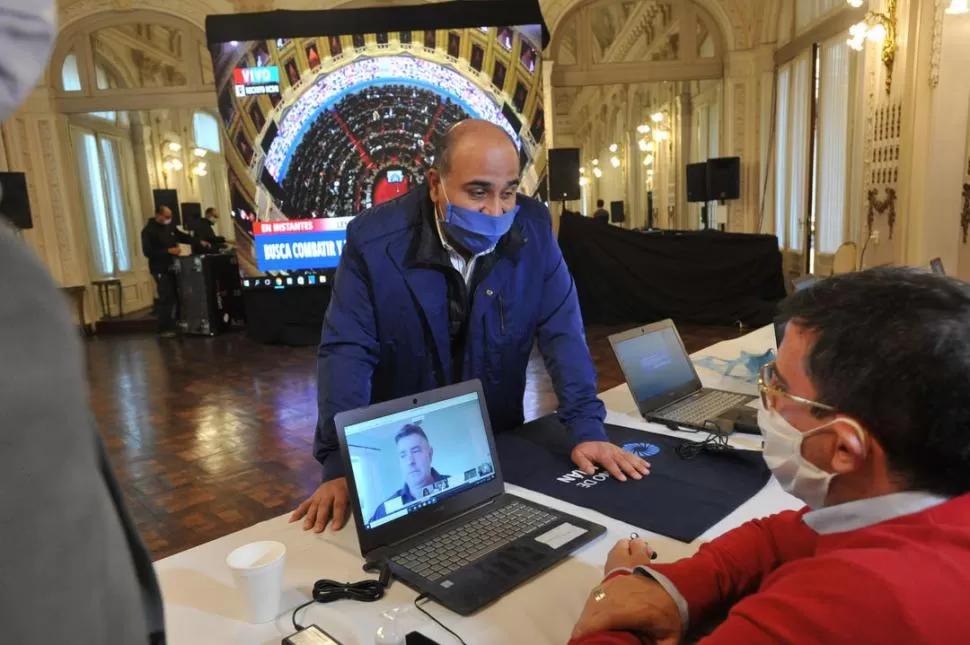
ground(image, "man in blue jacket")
xmin=291 ymin=119 xmax=650 ymax=532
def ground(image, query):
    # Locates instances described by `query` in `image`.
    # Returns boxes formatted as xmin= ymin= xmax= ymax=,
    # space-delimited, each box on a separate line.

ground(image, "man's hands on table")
xmin=572 ymin=441 xmax=651 ymax=482
xmin=604 ymin=537 xmax=658 ymax=573
xmin=290 ymin=441 xmax=650 ymax=533
xmin=289 ymin=478 xmax=350 ymax=533
xmin=573 ymin=540 xmax=682 ymax=644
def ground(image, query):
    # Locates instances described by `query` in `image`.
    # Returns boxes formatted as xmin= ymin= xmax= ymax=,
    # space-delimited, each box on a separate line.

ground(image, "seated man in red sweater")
xmin=570 ymin=267 xmax=970 ymax=644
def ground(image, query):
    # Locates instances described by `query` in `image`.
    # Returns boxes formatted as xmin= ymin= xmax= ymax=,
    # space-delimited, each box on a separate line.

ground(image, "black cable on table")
xmin=676 ymin=421 xmax=736 ymax=460
xmin=414 ymin=594 xmax=468 ymax=645
xmin=292 ymin=561 xmax=391 ymax=631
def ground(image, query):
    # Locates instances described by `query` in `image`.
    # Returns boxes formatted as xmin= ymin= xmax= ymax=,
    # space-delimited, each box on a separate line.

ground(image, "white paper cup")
xmin=226 ymin=540 xmax=287 ymax=623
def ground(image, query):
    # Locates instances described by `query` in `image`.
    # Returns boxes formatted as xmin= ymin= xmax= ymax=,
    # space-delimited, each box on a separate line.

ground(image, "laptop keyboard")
xmin=392 ymin=501 xmax=557 ymax=581
xmin=659 ymin=390 xmax=750 ymax=427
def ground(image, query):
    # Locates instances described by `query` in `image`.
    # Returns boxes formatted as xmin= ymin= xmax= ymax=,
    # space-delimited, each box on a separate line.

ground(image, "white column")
xmin=1 ymin=86 xmax=93 ymax=317
xmin=542 ymin=59 xmax=556 ymax=149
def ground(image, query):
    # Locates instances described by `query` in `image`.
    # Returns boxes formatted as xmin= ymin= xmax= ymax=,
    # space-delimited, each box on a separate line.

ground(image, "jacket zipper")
xmin=499 ymin=293 xmax=505 ymax=334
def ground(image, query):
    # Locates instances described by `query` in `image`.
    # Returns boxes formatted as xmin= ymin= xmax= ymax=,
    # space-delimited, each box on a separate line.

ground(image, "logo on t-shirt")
xmin=623 ymin=442 xmax=661 ymax=459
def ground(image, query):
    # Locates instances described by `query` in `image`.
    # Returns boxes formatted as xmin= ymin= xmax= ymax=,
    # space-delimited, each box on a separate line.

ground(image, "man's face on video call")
xmin=398 ymin=433 xmax=433 ymax=491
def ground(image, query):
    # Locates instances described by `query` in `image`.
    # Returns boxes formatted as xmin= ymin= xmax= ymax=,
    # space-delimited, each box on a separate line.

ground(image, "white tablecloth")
xmin=156 ymin=324 xmax=797 ymax=645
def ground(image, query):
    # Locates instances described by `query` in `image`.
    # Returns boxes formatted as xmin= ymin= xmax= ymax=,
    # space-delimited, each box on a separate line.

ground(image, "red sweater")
xmin=572 ymin=493 xmax=970 ymax=644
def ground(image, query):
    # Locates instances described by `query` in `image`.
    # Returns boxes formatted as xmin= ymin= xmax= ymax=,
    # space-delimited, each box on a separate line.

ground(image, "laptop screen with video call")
xmin=613 ymin=324 xmax=698 ymax=406
xmin=344 ymin=392 xmax=497 ymax=531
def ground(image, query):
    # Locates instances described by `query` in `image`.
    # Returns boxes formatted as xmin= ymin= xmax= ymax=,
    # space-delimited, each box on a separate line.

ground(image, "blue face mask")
xmin=438 ymin=185 xmax=518 ymax=255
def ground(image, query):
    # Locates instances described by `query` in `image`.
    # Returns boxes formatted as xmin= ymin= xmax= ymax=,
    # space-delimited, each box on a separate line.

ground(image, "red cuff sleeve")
xmin=603 ymin=569 xmax=633 ymax=583
xmin=568 ymin=631 xmax=645 ymax=645
xmin=647 ymin=510 xmax=816 ymax=623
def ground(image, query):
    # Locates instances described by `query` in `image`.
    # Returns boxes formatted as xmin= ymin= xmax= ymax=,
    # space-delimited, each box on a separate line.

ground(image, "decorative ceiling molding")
xmin=930 ymin=0 xmax=946 ymax=89
xmin=58 ymin=0 xmax=229 ymax=32
xmin=601 ymin=1 xmax=663 ymax=63
xmin=546 ymin=0 xmax=741 ymax=52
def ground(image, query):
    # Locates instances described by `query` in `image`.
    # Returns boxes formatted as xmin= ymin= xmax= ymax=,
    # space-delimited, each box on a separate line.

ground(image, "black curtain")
xmin=558 ymin=214 xmax=786 ymax=327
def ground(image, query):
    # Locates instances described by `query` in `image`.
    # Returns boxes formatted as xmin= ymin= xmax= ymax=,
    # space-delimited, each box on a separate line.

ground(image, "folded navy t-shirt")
xmin=496 ymin=415 xmax=771 ymax=542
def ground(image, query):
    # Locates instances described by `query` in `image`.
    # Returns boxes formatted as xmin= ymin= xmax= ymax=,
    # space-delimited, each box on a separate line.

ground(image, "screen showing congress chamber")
xmin=207 ymin=21 xmax=545 ymax=289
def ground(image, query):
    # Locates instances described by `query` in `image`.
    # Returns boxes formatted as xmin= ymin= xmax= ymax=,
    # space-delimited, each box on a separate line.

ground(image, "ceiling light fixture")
xmin=846 ymin=0 xmax=898 ymax=94
xmin=946 ymin=0 xmax=969 ymax=14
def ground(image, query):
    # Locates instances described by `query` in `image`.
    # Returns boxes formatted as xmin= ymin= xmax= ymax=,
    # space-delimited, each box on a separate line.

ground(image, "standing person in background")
xmin=592 ymin=199 xmax=609 ymax=224
xmin=141 ymin=205 xmax=204 ymax=338
xmin=190 ymin=207 xmax=227 ymax=252
xmin=0 ymin=1 xmax=165 ymax=642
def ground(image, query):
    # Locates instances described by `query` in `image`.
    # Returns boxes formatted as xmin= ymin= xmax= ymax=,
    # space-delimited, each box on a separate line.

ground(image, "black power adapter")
xmin=283 ymin=624 xmax=343 ymax=645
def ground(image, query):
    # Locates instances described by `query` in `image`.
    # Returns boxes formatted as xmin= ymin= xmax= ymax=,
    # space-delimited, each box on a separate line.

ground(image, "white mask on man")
xmin=757 ymin=408 xmax=865 ymax=509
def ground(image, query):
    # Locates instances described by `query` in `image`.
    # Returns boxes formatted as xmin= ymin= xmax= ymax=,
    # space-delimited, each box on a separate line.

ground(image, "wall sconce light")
xmin=190 ymin=160 xmax=208 ymax=177
xmin=192 ymin=147 xmax=208 ymax=158
xmin=637 ymin=124 xmax=651 ymax=134
xmin=643 ymin=154 xmax=655 ymax=166
xmin=579 ymin=176 xmax=589 ymax=187
xmin=846 ymin=0 xmax=898 ymax=94
xmin=946 ymin=0 xmax=969 ymax=14
xmin=650 ymin=112 xmax=665 ymax=123
xmin=579 ymin=167 xmax=586 ymax=175
xmin=592 ymin=166 xmax=603 ymax=178
xmin=162 ymin=156 xmax=183 ymax=172
xmin=638 ymin=139 xmax=649 ymax=152
xmin=610 ymin=156 xmax=621 ymax=168
xmin=165 ymin=141 xmax=182 ymax=153
xmin=591 ymin=159 xmax=599 ymax=166
xmin=609 ymin=143 xmax=619 ymax=153
xmin=654 ymin=130 xmax=670 ymax=141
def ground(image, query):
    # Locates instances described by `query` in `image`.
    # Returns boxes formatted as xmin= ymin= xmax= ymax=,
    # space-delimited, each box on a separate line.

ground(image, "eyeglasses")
xmin=758 ymin=360 xmax=836 ymax=414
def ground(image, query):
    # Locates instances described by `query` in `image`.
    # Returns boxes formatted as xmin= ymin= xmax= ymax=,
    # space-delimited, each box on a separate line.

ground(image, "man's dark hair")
xmin=394 ymin=423 xmax=428 ymax=445
xmin=780 ymin=267 xmax=970 ymax=496
xmin=204 ymin=207 xmax=216 ymax=216
xmin=597 ymin=199 xmax=605 ymax=208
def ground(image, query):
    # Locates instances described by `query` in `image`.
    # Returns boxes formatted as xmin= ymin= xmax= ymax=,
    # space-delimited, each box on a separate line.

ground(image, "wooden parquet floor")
xmin=85 ymin=323 xmax=741 ymax=560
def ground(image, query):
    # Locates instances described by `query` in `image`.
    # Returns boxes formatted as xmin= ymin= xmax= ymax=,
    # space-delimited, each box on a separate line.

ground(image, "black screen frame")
xmin=335 ymin=380 xmax=505 ymax=556
xmin=205 ymin=0 xmax=549 ymax=48
xmin=608 ymin=319 xmax=702 ymax=413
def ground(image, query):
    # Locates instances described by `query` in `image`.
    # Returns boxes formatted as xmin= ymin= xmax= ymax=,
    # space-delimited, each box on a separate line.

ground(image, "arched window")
xmin=62 ymin=53 xmax=81 ymax=92
xmin=193 ymin=111 xmax=221 ymax=152
xmin=91 ymin=65 xmax=117 ymax=121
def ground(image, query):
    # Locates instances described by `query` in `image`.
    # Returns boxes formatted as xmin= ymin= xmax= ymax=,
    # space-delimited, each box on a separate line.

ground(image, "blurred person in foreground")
xmin=570 ymin=268 xmax=970 ymax=644
xmin=0 ymin=1 xmax=165 ymax=642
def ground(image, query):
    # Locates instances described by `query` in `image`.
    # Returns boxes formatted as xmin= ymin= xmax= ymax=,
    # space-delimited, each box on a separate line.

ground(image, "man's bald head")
xmin=427 ymin=119 xmax=522 ymax=224
xmin=434 ymin=119 xmax=519 ymax=178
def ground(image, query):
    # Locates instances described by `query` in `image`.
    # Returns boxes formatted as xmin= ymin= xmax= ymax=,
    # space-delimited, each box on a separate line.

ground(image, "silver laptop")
xmin=609 ymin=319 xmax=754 ymax=431
xmin=335 ymin=380 xmax=605 ymax=615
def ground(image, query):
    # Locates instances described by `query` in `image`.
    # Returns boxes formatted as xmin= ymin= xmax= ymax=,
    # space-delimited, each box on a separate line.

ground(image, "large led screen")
xmin=206 ymin=2 xmax=547 ymax=289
